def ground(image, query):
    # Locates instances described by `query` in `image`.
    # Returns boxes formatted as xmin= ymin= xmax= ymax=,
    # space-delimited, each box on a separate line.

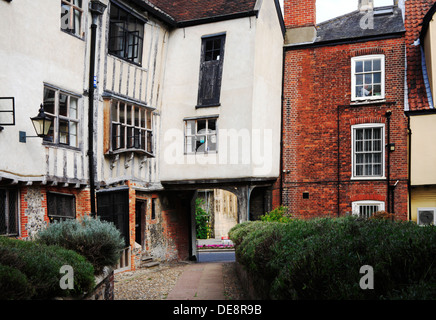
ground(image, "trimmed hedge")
xmin=0 ymin=237 xmax=95 ymax=299
xmin=36 ymin=216 xmax=125 ymax=275
xmin=229 ymin=216 xmax=436 ymax=300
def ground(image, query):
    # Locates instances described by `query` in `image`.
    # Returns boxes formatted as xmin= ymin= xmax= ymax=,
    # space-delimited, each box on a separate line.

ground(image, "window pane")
xmin=73 ymin=8 xmax=81 ymax=36
xmin=70 ymin=97 xmax=78 ymax=119
xmin=186 ymin=120 xmax=195 ymax=135
xmin=208 ymin=119 xmax=216 ymax=132
xmin=186 ymin=136 xmax=195 ymax=153
xmin=134 ymin=107 xmax=139 ymax=126
xmin=70 ymin=122 xmax=78 ymax=147
xmin=355 ymin=61 xmax=363 ymax=73
xmin=373 ymin=85 xmax=381 ymax=96
xmin=373 ymin=72 xmax=381 ymax=84
xmin=147 ymin=110 xmax=152 ymax=129
xmin=140 ymin=109 xmax=146 ymax=128
xmin=356 ymin=86 xmax=364 ymax=97
xmin=59 ymin=93 xmax=68 ymax=116
xmin=197 ymin=120 xmax=206 ymax=133
xmin=111 ymin=102 xmax=118 ymax=122
xmin=356 ymin=153 xmax=364 ymax=164
xmin=373 ymin=128 xmax=381 ymax=139
xmin=44 ymin=88 xmax=56 ymax=114
xmin=356 ymin=74 xmax=363 ymax=85
xmin=356 ymin=164 xmax=363 ymax=176
xmin=356 ymin=141 xmax=363 ymax=152
xmin=373 ymin=59 xmax=381 ymax=71
xmin=119 ymin=103 xmax=125 ymax=123
xmin=356 ymin=129 xmax=363 ymax=140
xmin=364 ymin=74 xmax=372 ymax=84
xmin=364 ymin=60 xmax=372 ymax=72
xmin=59 ymin=120 xmax=69 ymax=144
xmin=126 ymin=105 xmax=132 ymax=125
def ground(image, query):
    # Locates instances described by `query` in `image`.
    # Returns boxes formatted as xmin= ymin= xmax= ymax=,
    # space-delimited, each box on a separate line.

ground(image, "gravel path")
xmin=114 ymin=261 xmax=247 ymax=300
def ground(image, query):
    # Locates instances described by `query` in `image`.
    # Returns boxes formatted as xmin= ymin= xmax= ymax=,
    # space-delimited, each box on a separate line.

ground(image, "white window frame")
xmin=351 ymin=54 xmax=385 ymax=101
xmin=43 ymin=86 xmax=80 ymax=148
xmin=184 ymin=117 xmax=218 ymax=154
xmin=352 ymin=200 xmax=385 ymax=219
xmin=61 ymin=0 xmax=84 ymax=38
xmin=351 ymin=123 xmax=385 ymax=180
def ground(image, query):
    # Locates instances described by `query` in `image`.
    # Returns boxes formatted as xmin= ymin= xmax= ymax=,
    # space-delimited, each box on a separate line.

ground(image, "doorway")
xmin=135 ymin=200 xmax=146 ymax=250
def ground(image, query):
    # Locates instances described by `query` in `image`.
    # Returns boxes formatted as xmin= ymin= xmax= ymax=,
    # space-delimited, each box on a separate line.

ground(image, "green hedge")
xmin=229 ymin=216 xmax=436 ymax=300
xmin=36 ymin=216 xmax=125 ymax=275
xmin=0 ymin=237 xmax=95 ymax=300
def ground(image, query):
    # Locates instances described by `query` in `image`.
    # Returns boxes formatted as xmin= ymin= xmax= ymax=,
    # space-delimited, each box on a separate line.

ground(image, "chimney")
xmin=283 ymin=0 xmax=316 ymax=28
xmin=358 ymin=0 xmax=374 ymax=11
xmin=283 ymin=0 xmax=317 ymax=46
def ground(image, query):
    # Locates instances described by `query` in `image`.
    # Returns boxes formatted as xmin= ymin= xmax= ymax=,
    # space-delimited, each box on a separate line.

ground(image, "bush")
xmin=229 ymin=216 xmax=436 ymax=300
xmin=36 ymin=216 xmax=125 ymax=275
xmin=260 ymin=206 xmax=291 ymax=223
xmin=0 ymin=264 xmax=34 ymax=300
xmin=195 ymin=198 xmax=211 ymax=239
xmin=0 ymin=236 xmax=95 ymax=299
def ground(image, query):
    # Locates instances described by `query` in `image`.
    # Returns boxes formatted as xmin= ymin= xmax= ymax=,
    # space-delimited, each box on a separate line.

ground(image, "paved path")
xmin=166 ymin=262 xmax=225 ymax=300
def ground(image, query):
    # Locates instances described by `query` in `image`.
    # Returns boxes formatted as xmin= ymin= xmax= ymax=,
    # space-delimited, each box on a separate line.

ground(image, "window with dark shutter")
xmin=197 ymin=35 xmax=226 ymax=108
xmin=47 ymin=192 xmax=76 ymax=223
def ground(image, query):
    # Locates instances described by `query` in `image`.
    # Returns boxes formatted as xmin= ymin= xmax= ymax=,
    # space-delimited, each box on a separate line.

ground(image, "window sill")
xmin=195 ymin=103 xmax=221 ymax=109
xmin=42 ymin=141 xmax=81 ymax=152
xmin=350 ymin=176 xmax=386 ymax=181
xmin=108 ymin=53 xmax=142 ymax=68
xmin=106 ymin=148 xmax=154 ymax=158
xmin=350 ymin=98 xmax=386 ymax=106
xmin=60 ymin=29 xmax=85 ymax=41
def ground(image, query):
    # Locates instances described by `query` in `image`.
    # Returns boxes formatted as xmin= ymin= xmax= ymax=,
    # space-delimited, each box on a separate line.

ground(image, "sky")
xmin=317 ymin=0 xmax=395 ymax=22
xmin=279 ymin=0 xmax=396 ymax=24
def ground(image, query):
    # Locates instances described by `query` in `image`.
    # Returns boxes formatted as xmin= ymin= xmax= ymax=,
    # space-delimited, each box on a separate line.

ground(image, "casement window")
xmin=185 ymin=117 xmax=217 ymax=153
xmin=0 ymin=189 xmax=18 ymax=236
xmin=111 ymin=100 xmax=153 ymax=154
xmin=197 ymin=34 xmax=226 ymax=107
xmin=108 ymin=2 xmax=145 ymax=64
xmin=61 ymin=0 xmax=83 ymax=37
xmin=352 ymin=124 xmax=385 ymax=179
xmin=351 ymin=55 xmax=385 ymax=101
xmin=43 ymin=86 xmax=80 ymax=148
xmin=352 ymin=200 xmax=385 ymax=219
xmin=47 ymin=192 xmax=76 ymax=223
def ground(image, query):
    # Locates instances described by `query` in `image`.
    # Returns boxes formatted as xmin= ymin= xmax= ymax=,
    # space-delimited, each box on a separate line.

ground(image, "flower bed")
xmin=197 ymin=244 xmax=234 ymax=250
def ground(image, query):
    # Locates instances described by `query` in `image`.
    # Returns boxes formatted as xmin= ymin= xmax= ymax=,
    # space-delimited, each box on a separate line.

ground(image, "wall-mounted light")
xmin=388 ymin=143 xmax=395 ymax=152
xmin=19 ymin=104 xmax=52 ymax=142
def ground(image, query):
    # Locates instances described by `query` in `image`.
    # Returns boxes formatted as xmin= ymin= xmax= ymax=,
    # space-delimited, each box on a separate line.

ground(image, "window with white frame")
xmin=351 ymin=55 xmax=385 ymax=100
xmin=61 ymin=0 xmax=83 ymax=37
xmin=352 ymin=200 xmax=385 ymax=219
xmin=43 ymin=86 xmax=80 ymax=148
xmin=185 ymin=118 xmax=217 ymax=153
xmin=111 ymin=100 xmax=153 ymax=154
xmin=352 ymin=123 xmax=385 ymax=178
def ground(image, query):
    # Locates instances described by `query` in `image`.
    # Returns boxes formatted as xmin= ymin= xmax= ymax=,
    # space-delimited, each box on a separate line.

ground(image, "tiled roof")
xmin=405 ymin=0 xmax=435 ymax=111
xmin=315 ymin=6 xmax=405 ymax=44
xmin=146 ymin=0 xmax=258 ymax=24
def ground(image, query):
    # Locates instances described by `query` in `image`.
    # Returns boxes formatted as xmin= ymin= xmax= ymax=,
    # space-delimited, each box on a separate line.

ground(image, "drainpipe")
xmin=407 ymin=114 xmax=412 ymax=220
xmin=385 ymin=110 xmax=392 ymax=214
xmin=88 ymin=1 xmax=106 ymax=216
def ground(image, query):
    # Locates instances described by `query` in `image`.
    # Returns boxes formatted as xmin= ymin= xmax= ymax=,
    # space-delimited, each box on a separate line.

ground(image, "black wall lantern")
xmin=19 ymin=104 xmax=52 ymax=142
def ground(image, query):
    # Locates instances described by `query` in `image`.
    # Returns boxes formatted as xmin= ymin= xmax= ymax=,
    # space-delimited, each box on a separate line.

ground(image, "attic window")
xmin=108 ymin=2 xmax=145 ymax=64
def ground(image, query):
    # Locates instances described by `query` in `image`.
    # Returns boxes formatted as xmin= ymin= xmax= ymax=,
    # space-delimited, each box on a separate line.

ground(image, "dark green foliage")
xmin=195 ymin=198 xmax=210 ymax=239
xmin=260 ymin=206 xmax=291 ymax=223
xmin=0 ymin=236 xmax=95 ymax=299
xmin=36 ymin=216 xmax=125 ymax=275
xmin=229 ymin=216 xmax=436 ymax=300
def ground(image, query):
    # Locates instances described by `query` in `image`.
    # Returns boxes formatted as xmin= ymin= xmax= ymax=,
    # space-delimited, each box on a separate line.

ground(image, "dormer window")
xmin=351 ymin=55 xmax=385 ymax=101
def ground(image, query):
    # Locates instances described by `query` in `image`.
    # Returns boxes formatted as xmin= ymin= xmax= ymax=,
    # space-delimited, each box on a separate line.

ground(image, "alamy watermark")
xmin=59 ymin=265 xmax=74 ymax=290
xmin=359 ymin=265 xmax=374 ymax=290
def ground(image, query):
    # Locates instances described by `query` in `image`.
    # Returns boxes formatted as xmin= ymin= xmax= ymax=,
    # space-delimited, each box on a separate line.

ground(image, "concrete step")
xmin=140 ymin=255 xmax=160 ymax=268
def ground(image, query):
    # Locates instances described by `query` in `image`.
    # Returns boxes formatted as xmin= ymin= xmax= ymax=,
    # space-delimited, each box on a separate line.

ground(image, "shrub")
xmin=229 ymin=216 xmax=436 ymax=300
xmin=0 ymin=236 xmax=95 ymax=299
xmin=0 ymin=264 xmax=34 ymax=300
xmin=195 ymin=198 xmax=211 ymax=239
xmin=36 ymin=216 xmax=125 ymax=275
xmin=260 ymin=206 xmax=291 ymax=223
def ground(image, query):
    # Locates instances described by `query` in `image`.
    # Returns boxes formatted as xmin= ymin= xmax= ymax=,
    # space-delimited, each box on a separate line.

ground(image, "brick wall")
xmin=283 ymin=0 xmax=316 ymax=28
xmin=281 ymin=37 xmax=408 ymax=220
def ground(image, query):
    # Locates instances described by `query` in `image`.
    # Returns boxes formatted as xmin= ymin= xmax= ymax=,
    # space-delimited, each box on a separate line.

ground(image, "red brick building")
xmin=276 ymin=0 xmax=409 ymax=220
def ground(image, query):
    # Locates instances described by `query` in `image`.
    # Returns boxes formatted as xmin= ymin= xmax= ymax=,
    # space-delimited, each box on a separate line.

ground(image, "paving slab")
xmin=166 ymin=263 xmax=225 ymax=300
